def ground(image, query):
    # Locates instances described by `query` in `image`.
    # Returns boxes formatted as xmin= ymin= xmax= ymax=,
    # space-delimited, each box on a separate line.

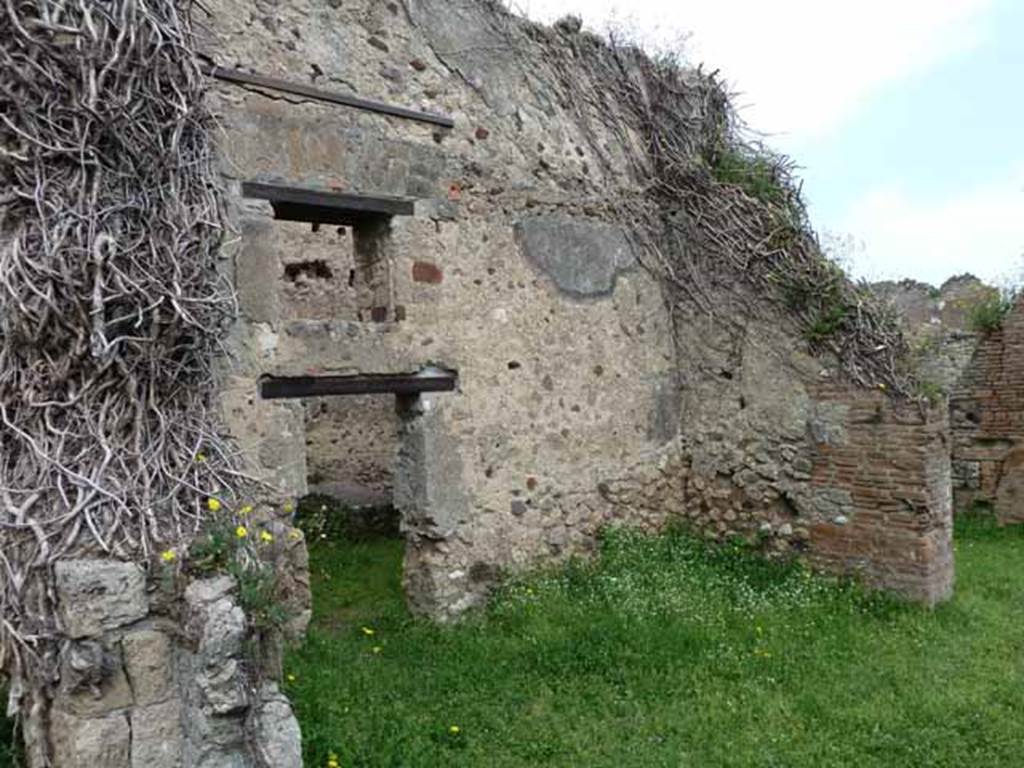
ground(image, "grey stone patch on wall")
xmin=51 ymin=709 xmax=131 ymax=767
xmin=806 ymin=400 xmax=850 ymax=447
xmin=514 ymin=215 xmax=636 ymax=298
xmin=804 ymin=486 xmax=855 ymax=522
xmin=646 ymin=371 xmax=682 ymax=444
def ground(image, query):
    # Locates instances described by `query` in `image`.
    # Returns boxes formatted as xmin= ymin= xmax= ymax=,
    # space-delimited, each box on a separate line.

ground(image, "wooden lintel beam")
xmin=241 ymin=181 xmax=415 ymax=221
xmin=206 ymin=65 xmax=456 ymax=129
xmin=260 ymin=373 xmax=457 ymax=400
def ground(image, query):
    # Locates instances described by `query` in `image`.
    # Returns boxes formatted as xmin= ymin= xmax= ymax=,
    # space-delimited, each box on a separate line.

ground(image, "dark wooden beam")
xmin=241 ymin=181 xmax=415 ymax=225
xmin=206 ymin=65 xmax=456 ymax=129
xmin=260 ymin=372 xmax=457 ymax=400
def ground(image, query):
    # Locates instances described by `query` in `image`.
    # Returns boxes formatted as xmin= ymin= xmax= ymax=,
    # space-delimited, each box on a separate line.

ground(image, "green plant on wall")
xmin=166 ymin=497 xmax=296 ymax=634
xmin=709 ymin=147 xmax=789 ymax=209
xmin=915 ymin=378 xmax=946 ymax=403
xmin=968 ymin=288 xmax=1018 ymax=333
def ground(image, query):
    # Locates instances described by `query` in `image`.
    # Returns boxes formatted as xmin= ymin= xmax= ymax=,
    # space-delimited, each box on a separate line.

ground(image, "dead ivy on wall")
xmin=508 ymin=13 xmax=915 ymax=396
xmin=0 ymin=0 xmax=242 ymax=747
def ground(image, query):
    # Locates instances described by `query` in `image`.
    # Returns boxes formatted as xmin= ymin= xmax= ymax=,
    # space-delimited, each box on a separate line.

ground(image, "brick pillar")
xmin=807 ymin=388 xmax=954 ymax=605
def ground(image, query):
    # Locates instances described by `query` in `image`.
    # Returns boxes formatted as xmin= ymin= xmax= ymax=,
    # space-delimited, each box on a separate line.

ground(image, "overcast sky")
xmin=515 ymin=0 xmax=1024 ymax=287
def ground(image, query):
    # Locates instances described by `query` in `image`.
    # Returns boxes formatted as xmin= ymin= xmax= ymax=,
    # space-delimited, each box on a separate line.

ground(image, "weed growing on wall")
xmin=969 ymin=288 xmax=1019 ymax=333
xmin=167 ymin=499 xmax=295 ymax=634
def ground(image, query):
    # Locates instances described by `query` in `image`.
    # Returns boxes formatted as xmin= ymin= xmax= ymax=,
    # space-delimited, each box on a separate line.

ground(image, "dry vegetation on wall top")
xmin=0 ymin=0 xmax=243 ymax=724
xmin=506 ymin=11 xmax=916 ymax=397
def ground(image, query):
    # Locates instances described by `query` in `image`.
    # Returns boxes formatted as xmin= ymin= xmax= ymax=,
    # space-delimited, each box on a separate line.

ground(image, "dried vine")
xmin=0 ymin=0 xmax=241 ymax=736
xmin=535 ymin=20 xmax=915 ymax=396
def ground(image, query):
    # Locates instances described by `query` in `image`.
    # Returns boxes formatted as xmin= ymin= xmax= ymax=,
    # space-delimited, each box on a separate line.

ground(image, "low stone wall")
xmin=950 ymin=299 xmax=1024 ymax=522
xmin=24 ymin=535 xmax=307 ymax=767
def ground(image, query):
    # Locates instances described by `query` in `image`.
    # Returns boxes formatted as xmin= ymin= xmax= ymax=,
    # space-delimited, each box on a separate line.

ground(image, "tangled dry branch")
xmin=0 ymin=0 xmax=241 ymax=710
xmin=535 ymin=21 xmax=915 ymax=397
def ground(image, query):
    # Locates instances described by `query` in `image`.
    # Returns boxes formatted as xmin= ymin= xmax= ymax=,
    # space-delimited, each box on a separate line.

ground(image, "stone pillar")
xmin=394 ymin=393 xmax=482 ymax=621
xmin=807 ymin=389 xmax=954 ymax=605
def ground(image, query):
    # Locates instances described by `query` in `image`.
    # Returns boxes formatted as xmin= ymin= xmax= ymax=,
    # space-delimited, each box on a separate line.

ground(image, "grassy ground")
xmin=285 ymin=515 xmax=1024 ymax=768
xmin=0 ymin=704 xmax=18 ymax=767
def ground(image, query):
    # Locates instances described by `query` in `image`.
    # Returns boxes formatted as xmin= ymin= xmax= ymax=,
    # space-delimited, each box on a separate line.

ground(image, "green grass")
xmin=285 ymin=516 xmax=1024 ymax=767
xmin=0 ymin=687 xmax=20 ymax=767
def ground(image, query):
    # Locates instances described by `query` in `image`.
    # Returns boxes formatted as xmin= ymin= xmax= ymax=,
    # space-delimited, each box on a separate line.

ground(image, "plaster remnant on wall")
xmin=514 ymin=215 xmax=636 ymax=298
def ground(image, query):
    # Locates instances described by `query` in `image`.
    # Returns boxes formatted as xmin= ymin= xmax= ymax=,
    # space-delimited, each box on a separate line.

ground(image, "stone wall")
xmin=27 ymin=556 xmax=304 ymax=768
xmin=206 ymin=0 xmax=954 ymax=629
xmin=877 ymin=275 xmax=1024 ymax=521
xmin=950 ymin=298 xmax=1024 ymax=522
xmin=305 ymin=395 xmax=400 ymax=505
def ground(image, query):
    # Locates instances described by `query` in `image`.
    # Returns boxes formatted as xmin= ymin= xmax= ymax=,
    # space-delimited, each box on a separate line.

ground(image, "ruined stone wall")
xmin=873 ymin=275 xmax=992 ymax=393
xmin=206 ymin=0 xmax=953 ymax=624
xmin=33 ymin=554 xmax=304 ymax=768
xmin=950 ymin=298 xmax=1024 ymax=522
xmin=305 ymin=395 xmax=400 ymax=504
xmin=877 ymin=276 xmax=1024 ymax=521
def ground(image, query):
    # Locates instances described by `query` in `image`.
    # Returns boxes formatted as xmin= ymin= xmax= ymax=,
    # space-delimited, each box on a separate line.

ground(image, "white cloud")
xmin=837 ymin=168 xmax=1024 ymax=286
xmin=516 ymin=0 xmax=994 ymax=142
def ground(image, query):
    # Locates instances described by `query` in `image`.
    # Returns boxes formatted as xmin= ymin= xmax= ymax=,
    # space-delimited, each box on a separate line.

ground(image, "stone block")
xmin=185 ymin=576 xmax=236 ymax=608
xmin=54 ymin=560 xmax=147 ymax=638
xmin=236 ymin=217 xmax=281 ymax=323
xmin=131 ymin=698 xmax=184 ymax=768
xmin=51 ymin=710 xmax=130 ymax=768
xmin=57 ymin=639 xmax=133 ymax=716
xmin=123 ymin=630 xmax=174 ymax=706
xmin=252 ymin=685 xmax=303 ymax=768
xmin=197 ymin=659 xmax=248 ymax=715
xmin=198 ymin=599 xmax=246 ymax=664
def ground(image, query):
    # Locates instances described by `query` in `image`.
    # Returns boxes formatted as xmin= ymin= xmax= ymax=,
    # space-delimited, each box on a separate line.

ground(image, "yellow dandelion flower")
xmin=283 ymin=501 xmax=295 ymax=514
xmin=239 ymin=504 xmax=253 ymax=516
xmin=260 ymin=530 xmax=274 ymax=544
xmin=235 ymin=526 xmax=248 ymax=539
xmin=288 ymin=528 xmax=303 ymax=541
xmin=360 ymin=626 xmax=375 ymax=636
xmin=207 ymin=498 xmax=222 ymax=512
xmin=449 ymin=725 xmax=460 ymax=735
xmin=160 ymin=550 xmax=176 ymax=563
xmin=286 ymin=674 xmax=296 ymax=683
xmin=195 ymin=453 xmax=207 ymax=463
xmin=327 ymin=761 xmax=339 ymax=768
